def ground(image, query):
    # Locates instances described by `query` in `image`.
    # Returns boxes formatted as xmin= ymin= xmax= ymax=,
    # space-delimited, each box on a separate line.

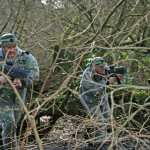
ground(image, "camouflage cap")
xmin=0 ymin=33 xmax=19 ymax=47
xmin=91 ymin=57 xmax=105 ymax=67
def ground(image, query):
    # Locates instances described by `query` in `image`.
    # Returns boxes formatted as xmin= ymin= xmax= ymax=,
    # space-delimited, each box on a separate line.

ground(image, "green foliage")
xmin=113 ymin=89 xmax=149 ymax=105
xmin=130 ymin=7 xmax=136 ymax=15
xmin=138 ymin=63 xmax=142 ymax=69
xmin=112 ymin=89 xmax=150 ymax=130
xmin=123 ymin=74 xmax=134 ymax=85
xmin=142 ymin=57 xmax=149 ymax=62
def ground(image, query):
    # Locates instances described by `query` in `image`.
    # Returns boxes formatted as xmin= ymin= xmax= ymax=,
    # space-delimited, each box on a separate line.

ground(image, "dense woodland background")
xmin=0 ymin=0 xmax=150 ymax=149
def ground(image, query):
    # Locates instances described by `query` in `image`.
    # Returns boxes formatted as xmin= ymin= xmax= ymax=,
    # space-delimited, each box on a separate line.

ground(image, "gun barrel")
xmin=0 ymin=65 xmax=26 ymax=79
xmin=115 ymin=66 xmax=127 ymax=74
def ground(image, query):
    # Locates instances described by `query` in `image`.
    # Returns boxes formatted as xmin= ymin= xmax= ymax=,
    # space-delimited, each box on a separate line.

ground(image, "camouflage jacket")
xmin=0 ymin=47 xmax=39 ymax=105
xmin=79 ymin=63 xmax=109 ymax=105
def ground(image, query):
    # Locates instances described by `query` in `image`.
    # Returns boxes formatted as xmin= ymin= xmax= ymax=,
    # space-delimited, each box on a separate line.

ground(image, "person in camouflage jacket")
xmin=0 ymin=33 xmax=39 ymax=150
xmin=79 ymin=57 xmax=123 ymax=143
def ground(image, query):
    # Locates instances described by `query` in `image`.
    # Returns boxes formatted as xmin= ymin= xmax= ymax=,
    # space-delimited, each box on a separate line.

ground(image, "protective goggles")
xmin=94 ymin=60 xmax=105 ymax=67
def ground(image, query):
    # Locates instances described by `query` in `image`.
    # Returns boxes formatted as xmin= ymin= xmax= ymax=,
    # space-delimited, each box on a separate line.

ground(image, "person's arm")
xmin=108 ymin=75 xmax=124 ymax=84
xmin=0 ymin=75 xmax=23 ymax=87
xmin=13 ymin=78 xmax=22 ymax=87
xmin=0 ymin=76 xmax=11 ymax=84
xmin=109 ymin=77 xmax=116 ymax=84
xmin=26 ymin=54 xmax=39 ymax=86
xmin=20 ymin=54 xmax=39 ymax=88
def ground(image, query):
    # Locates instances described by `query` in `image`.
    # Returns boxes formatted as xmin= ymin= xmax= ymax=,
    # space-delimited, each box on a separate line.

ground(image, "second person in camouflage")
xmin=0 ymin=33 xmax=39 ymax=150
xmin=79 ymin=57 xmax=124 ymax=144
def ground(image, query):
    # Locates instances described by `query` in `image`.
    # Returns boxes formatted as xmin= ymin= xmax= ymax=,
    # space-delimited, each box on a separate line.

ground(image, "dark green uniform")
xmin=0 ymin=35 xmax=39 ymax=149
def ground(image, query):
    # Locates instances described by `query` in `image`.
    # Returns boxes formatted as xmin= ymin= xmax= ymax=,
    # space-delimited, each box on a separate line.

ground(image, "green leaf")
xmin=122 ymin=52 xmax=127 ymax=56
xmin=131 ymin=7 xmax=135 ymax=14
xmin=138 ymin=63 xmax=142 ymax=69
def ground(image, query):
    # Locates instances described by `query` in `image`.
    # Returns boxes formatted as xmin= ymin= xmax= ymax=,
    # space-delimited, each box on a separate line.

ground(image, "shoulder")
xmin=27 ymin=53 xmax=36 ymax=61
xmin=83 ymin=67 xmax=91 ymax=75
xmin=18 ymin=48 xmax=37 ymax=61
xmin=82 ymin=67 xmax=92 ymax=79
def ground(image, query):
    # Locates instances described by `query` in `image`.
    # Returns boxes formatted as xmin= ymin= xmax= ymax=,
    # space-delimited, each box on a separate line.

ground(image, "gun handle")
xmin=115 ymin=75 xmax=121 ymax=85
xmin=10 ymin=76 xmax=15 ymax=82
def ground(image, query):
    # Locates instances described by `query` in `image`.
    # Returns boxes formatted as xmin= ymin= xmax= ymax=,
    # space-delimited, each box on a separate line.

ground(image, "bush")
xmin=111 ymin=89 xmax=150 ymax=131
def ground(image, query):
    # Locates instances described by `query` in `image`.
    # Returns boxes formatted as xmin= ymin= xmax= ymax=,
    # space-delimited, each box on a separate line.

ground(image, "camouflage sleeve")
xmin=81 ymin=70 xmax=104 ymax=96
xmin=25 ymin=54 xmax=39 ymax=86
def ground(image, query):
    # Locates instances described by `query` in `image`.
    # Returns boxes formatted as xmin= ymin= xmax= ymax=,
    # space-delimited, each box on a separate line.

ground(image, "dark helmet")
xmin=0 ymin=33 xmax=19 ymax=47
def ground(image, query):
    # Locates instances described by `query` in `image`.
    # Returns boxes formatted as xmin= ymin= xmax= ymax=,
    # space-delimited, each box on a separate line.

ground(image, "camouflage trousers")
xmin=0 ymin=88 xmax=27 ymax=150
xmin=79 ymin=94 xmax=112 ymax=142
xmin=0 ymin=102 xmax=24 ymax=150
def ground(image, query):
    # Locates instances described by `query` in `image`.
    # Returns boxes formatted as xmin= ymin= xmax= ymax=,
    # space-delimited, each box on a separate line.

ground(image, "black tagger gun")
xmin=0 ymin=65 xmax=26 ymax=81
xmin=106 ymin=66 xmax=127 ymax=84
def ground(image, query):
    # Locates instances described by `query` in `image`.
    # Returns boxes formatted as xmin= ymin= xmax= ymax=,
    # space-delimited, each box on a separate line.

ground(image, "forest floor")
xmin=23 ymin=115 xmax=110 ymax=150
xmin=24 ymin=115 xmax=150 ymax=150
xmin=0 ymin=115 xmax=150 ymax=150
